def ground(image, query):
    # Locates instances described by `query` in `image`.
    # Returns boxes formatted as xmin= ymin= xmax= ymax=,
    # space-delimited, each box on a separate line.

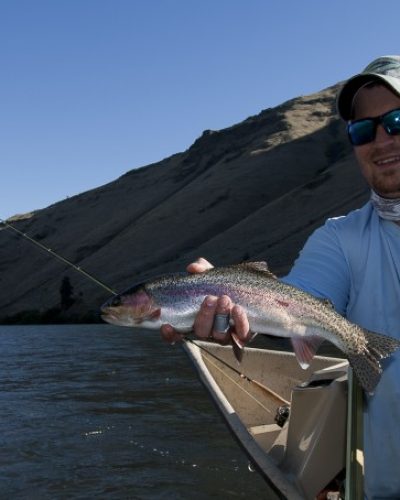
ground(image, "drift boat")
xmin=183 ymin=340 xmax=364 ymax=500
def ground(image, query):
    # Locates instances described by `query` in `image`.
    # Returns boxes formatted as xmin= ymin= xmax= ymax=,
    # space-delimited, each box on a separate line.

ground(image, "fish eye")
xmin=111 ymin=296 xmax=121 ymax=307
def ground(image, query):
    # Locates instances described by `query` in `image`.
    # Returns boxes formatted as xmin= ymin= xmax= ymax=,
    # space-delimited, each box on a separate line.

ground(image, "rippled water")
xmin=0 ymin=325 xmax=274 ymax=499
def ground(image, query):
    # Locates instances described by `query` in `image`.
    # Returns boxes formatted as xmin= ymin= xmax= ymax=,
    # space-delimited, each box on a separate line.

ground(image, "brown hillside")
xmin=0 ymin=83 xmax=369 ymax=323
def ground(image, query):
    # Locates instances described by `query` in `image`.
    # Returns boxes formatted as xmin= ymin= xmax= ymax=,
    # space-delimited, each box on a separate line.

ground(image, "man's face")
xmin=352 ymin=84 xmax=400 ymax=199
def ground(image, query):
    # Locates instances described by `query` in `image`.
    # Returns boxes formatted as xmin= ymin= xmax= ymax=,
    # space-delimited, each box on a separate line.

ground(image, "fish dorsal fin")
xmin=291 ymin=336 xmax=324 ymax=369
xmin=238 ymin=261 xmax=277 ymax=278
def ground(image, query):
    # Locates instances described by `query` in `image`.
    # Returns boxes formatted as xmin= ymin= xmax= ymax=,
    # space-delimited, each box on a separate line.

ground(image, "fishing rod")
xmin=1 ymin=217 xmax=290 ymax=409
xmin=184 ymin=337 xmax=290 ymax=407
xmin=0 ymin=217 xmax=117 ymax=296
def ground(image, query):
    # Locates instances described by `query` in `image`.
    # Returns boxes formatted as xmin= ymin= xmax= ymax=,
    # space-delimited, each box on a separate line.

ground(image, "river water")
xmin=0 ymin=324 xmax=275 ymax=499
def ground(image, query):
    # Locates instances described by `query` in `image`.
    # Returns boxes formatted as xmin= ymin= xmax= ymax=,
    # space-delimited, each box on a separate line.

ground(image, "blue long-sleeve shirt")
xmin=282 ymin=202 xmax=400 ymax=499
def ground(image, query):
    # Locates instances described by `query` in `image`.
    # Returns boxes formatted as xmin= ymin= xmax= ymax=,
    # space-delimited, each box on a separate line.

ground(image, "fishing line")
xmin=0 ymin=217 xmax=117 ymax=296
xmin=202 ymin=350 xmax=275 ymax=415
xmin=184 ymin=337 xmax=290 ymax=407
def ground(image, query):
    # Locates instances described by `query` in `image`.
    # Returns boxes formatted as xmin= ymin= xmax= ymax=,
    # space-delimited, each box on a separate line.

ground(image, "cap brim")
xmin=337 ymin=73 xmax=400 ymax=120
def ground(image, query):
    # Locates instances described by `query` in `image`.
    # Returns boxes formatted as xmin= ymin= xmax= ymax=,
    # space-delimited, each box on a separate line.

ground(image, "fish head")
xmin=101 ymin=283 xmax=161 ymax=328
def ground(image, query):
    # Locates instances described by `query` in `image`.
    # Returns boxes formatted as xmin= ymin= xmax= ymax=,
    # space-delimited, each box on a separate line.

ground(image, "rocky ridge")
xmin=0 ymin=83 xmax=369 ymax=323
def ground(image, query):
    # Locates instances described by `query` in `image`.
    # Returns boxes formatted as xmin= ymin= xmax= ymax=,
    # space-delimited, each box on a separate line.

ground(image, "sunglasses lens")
xmin=348 ymin=108 xmax=400 ymax=146
xmin=383 ymin=109 xmax=400 ymax=135
xmin=348 ymin=120 xmax=375 ymax=146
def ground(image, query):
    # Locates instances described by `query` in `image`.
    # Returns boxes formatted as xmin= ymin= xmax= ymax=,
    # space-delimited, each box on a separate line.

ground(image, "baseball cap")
xmin=337 ymin=55 xmax=400 ymax=120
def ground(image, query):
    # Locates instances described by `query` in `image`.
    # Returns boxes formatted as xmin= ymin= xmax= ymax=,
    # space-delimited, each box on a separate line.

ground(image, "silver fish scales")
xmin=101 ymin=262 xmax=400 ymax=393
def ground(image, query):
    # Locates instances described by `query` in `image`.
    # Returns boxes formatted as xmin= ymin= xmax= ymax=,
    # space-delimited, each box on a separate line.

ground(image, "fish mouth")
xmin=101 ymin=306 xmax=161 ymax=327
xmin=100 ymin=306 xmax=121 ymax=324
xmin=100 ymin=306 xmax=149 ymax=327
xmin=100 ymin=306 xmax=134 ymax=326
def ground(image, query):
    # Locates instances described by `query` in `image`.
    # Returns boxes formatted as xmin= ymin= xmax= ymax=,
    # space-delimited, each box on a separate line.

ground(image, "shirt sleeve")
xmin=280 ymin=219 xmax=350 ymax=316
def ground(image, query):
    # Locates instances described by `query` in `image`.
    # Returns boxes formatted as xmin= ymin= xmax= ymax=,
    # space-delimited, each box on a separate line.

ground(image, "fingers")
xmin=161 ymin=257 xmax=213 ymax=345
xmin=187 ymin=257 xmax=214 ymax=274
xmin=160 ymin=324 xmax=184 ymax=345
xmin=211 ymin=295 xmax=232 ymax=344
xmin=193 ymin=295 xmax=248 ymax=346
xmin=193 ymin=295 xmax=219 ymax=340
xmin=161 ymin=289 xmax=252 ymax=350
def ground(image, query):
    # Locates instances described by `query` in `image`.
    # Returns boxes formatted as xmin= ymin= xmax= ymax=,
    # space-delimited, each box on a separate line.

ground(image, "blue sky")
xmin=1 ymin=0 xmax=400 ymax=219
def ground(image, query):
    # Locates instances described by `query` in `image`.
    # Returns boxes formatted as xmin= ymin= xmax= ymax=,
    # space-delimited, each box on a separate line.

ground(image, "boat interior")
xmin=183 ymin=341 xmax=349 ymax=500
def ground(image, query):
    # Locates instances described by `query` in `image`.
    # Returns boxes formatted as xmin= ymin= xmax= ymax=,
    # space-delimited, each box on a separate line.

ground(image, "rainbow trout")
xmin=101 ymin=262 xmax=400 ymax=393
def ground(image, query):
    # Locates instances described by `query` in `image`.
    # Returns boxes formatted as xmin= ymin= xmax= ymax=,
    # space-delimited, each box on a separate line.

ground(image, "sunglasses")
xmin=347 ymin=107 xmax=400 ymax=146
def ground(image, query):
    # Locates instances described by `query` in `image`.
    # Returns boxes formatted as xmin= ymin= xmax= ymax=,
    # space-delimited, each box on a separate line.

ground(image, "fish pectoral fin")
xmin=291 ymin=336 xmax=324 ymax=369
xmin=231 ymin=331 xmax=258 ymax=363
xmin=231 ymin=332 xmax=245 ymax=350
xmin=231 ymin=333 xmax=245 ymax=363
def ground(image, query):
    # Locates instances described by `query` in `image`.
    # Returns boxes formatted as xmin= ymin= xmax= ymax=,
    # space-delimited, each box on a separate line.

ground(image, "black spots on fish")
xmin=364 ymin=330 xmax=400 ymax=359
xmin=275 ymin=299 xmax=289 ymax=308
xmin=348 ymin=352 xmax=382 ymax=395
xmin=321 ymin=298 xmax=334 ymax=309
xmin=349 ymin=330 xmax=400 ymax=393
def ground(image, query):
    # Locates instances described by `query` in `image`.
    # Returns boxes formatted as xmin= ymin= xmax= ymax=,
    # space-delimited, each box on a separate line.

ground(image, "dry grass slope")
xmin=0 ymin=84 xmax=369 ymax=323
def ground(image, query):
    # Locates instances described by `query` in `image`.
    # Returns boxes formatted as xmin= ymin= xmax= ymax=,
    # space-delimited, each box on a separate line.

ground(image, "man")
xmin=161 ymin=56 xmax=400 ymax=498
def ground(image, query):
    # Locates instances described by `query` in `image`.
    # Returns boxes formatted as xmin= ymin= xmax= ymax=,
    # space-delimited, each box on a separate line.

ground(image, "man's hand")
xmin=160 ymin=258 xmax=251 ymax=346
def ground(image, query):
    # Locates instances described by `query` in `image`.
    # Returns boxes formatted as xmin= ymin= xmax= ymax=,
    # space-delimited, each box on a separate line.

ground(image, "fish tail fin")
xmin=364 ymin=330 xmax=400 ymax=359
xmin=349 ymin=330 xmax=400 ymax=394
xmin=348 ymin=352 xmax=382 ymax=395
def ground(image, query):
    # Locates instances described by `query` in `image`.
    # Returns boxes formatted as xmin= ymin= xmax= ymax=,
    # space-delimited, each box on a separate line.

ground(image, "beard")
xmin=370 ymin=169 xmax=400 ymax=199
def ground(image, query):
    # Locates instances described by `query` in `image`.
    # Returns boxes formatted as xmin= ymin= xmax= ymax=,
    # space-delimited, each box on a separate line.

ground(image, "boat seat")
xmin=248 ymin=423 xmax=282 ymax=452
xmin=269 ymin=362 xmax=348 ymax=499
